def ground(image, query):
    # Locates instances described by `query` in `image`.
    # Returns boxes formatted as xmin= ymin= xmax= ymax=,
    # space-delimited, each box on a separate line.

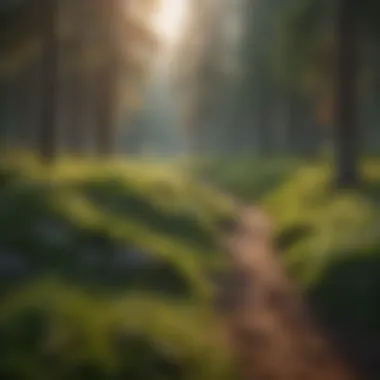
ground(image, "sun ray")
xmin=153 ymin=0 xmax=188 ymax=45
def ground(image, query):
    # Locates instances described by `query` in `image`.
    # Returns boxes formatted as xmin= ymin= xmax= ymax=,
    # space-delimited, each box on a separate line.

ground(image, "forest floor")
xmin=0 ymin=154 xmax=379 ymax=379
xmin=201 ymin=156 xmax=380 ymax=379
xmin=216 ymin=205 xmax=378 ymax=380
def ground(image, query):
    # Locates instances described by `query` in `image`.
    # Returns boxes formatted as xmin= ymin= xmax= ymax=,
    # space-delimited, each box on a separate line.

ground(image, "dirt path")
xmin=215 ymin=206 xmax=359 ymax=380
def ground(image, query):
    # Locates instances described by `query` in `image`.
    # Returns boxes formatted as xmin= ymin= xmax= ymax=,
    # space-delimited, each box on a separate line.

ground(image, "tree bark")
xmin=0 ymin=79 xmax=13 ymax=149
xmin=334 ymin=0 xmax=360 ymax=188
xmin=94 ymin=0 xmax=121 ymax=156
xmin=65 ymin=0 xmax=90 ymax=156
xmin=95 ymin=62 xmax=119 ymax=156
xmin=39 ymin=0 xmax=59 ymax=163
xmin=67 ymin=64 xmax=87 ymax=155
xmin=256 ymin=87 xmax=274 ymax=156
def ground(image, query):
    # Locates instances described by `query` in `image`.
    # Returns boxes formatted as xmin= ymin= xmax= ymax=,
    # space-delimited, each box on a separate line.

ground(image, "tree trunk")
xmin=94 ymin=47 xmax=122 ymax=156
xmin=39 ymin=0 xmax=59 ymax=163
xmin=68 ymin=69 xmax=86 ymax=155
xmin=256 ymin=88 xmax=273 ymax=156
xmin=287 ymin=96 xmax=303 ymax=155
xmin=67 ymin=0 xmax=87 ymax=156
xmin=18 ymin=65 xmax=39 ymax=150
xmin=274 ymin=93 xmax=291 ymax=154
xmin=26 ymin=60 xmax=41 ymax=150
xmin=0 ymin=79 xmax=13 ymax=149
xmin=334 ymin=0 xmax=360 ymax=188
xmin=94 ymin=0 xmax=121 ymax=157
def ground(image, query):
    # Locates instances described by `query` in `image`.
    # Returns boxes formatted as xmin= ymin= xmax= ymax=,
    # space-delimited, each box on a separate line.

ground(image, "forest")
xmin=0 ymin=0 xmax=379 ymax=379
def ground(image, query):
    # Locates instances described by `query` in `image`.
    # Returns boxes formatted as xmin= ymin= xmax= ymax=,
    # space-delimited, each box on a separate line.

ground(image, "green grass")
xmin=262 ymin=161 xmax=380 ymax=284
xmin=0 ymin=156 xmax=235 ymax=296
xmin=1 ymin=153 xmax=380 ymax=379
xmin=196 ymin=156 xmax=380 ymax=359
xmin=195 ymin=155 xmax=380 ymax=285
xmin=263 ymin=161 xmax=380 ymax=352
xmin=191 ymin=155 xmax=301 ymax=201
xmin=0 ymin=155 xmax=237 ymax=379
xmin=0 ymin=279 xmax=234 ymax=380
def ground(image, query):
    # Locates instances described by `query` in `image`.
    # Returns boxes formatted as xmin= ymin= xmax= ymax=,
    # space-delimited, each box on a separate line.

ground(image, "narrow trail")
xmin=214 ymin=206 xmax=359 ymax=380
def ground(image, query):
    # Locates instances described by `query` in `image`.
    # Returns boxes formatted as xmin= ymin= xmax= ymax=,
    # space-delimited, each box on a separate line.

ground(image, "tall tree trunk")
xmin=274 ymin=92 xmax=291 ymax=154
xmin=288 ymin=96 xmax=303 ymax=155
xmin=0 ymin=79 xmax=12 ymax=149
xmin=39 ymin=0 xmax=59 ymax=162
xmin=94 ymin=0 xmax=120 ymax=156
xmin=95 ymin=62 xmax=119 ymax=156
xmin=26 ymin=60 xmax=41 ymax=150
xmin=16 ymin=69 xmax=28 ymax=149
xmin=67 ymin=0 xmax=86 ymax=156
xmin=18 ymin=65 xmax=39 ymax=150
xmin=68 ymin=68 xmax=86 ymax=155
xmin=334 ymin=0 xmax=360 ymax=188
xmin=291 ymin=98 xmax=320 ymax=157
xmin=256 ymin=87 xmax=273 ymax=156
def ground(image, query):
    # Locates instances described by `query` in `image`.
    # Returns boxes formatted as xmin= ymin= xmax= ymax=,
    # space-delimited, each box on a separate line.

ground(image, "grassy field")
xmin=0 ymin=154 xmax=379 ymax=379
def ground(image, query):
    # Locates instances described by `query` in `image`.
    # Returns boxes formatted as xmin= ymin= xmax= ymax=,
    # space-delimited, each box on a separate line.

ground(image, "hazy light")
xmin=153 ymin=0 xmax=188 ymax=45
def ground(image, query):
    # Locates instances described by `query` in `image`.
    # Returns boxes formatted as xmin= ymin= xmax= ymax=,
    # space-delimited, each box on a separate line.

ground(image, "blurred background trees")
xmin=0 ymin=0 xmax=159 ymax=160
xmin=1 ymin=0 xmax=379 ymax=186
